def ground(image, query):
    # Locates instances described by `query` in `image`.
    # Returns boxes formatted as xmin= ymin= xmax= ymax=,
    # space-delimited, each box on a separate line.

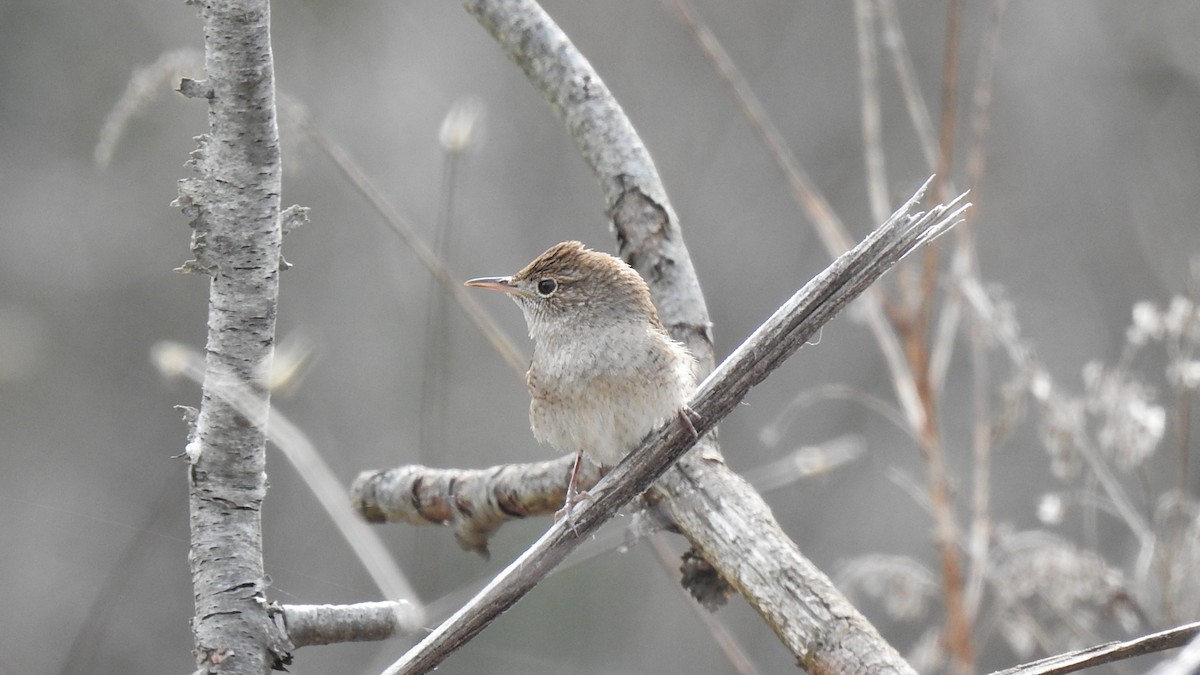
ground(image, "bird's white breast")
xmin=526 ymin=323 xmax=694 ymax=467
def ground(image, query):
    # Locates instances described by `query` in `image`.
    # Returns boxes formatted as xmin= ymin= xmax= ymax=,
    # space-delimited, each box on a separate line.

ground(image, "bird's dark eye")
xmin=536 ymin=278 xmax=558 ymax=296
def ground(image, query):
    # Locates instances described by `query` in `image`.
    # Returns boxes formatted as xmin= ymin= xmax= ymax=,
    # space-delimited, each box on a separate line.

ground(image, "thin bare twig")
xmin=990 ymin=621 xmax=1200 ymax=675
xmin=94 ymin=49 xmax=203 ymax=166
xmin=936 ymin=0 xmax=963 ymax=198
xmin=760 ymin=384 xmax=915 ymax=449
xmin=912 ymin=4 xmax=974 ymax=670
xmin=929 ymin=0 xmax=1009 ymax=393
xmin=418 ymin=97 xmax=484 ymax=457
xmin=278 ymin=95 xmax=527 ymax=377
xmin=666 ymin=0 xmax=851 ymax=255
xmin=962 ymin=0 xmax=1009 ymax=225
xmin=875 ymin=0 xmax=940 ymax=171
xmin=960 ymin=0 xmax=1011 ymax=624
xmin=855 ymin=0 xmax=890 ymax=225
xmin=154 ymin=342 xmax=423 ymax=609
xmin=963 ymin=313 xmax=994 ymax=621
xmin=647 ymin=536 xmax=761 ymax=675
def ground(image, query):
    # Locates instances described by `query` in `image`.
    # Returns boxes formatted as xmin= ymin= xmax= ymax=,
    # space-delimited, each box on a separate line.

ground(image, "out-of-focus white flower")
xmin=1030 ymin=369 xmax=1053 ymax=401
xmin=1038 ymin=493 xmax=1065 ymax=525
xmin=1170 ymin=360 xmax=1200 ymax=390
xmin=1127 ymin=300 xmax=1163 ymax=346
xmin=1084 ymin=362 xmax=1165 ymax=470
xmin=438 ymin=96 xmax=485 ymax=154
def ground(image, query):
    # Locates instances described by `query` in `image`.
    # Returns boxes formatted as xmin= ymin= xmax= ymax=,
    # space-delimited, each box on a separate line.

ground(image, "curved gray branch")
xmin=462 ymin=0 xmax=711 ymax=350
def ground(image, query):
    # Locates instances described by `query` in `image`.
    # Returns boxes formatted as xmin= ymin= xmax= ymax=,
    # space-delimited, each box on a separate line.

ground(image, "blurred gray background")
xmin=2 ymin=1 xmax=1198 ymax=673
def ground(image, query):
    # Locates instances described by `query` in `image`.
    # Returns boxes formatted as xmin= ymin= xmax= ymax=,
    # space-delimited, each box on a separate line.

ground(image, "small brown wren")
xmin=466 ymin=241 xmax=697 ymax=516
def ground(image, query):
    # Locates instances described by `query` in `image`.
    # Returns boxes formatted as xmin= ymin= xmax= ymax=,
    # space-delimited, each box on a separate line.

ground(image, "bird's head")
xmin=466 ymin=241 xmax=662 ymax=340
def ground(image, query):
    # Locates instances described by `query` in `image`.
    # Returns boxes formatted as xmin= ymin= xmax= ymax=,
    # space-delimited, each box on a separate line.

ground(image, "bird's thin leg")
xmin=555 ymin=450 xmax=588 ymax=523
xmin=678 ymin=405 xmax=701 ymax=439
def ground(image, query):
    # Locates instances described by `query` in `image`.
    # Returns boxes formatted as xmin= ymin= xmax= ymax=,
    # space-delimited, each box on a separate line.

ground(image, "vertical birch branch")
xmin=175 ymin=0 xmax=288 ymax=671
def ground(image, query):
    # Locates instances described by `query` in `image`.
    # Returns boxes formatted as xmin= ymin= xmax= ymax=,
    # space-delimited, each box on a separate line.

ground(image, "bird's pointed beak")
xmin=464 ymin=276 xmax=519 ymax=294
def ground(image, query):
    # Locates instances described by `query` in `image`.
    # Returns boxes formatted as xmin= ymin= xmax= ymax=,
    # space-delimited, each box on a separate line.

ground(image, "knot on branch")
xmin=680 ymin=546 xmax=735 ymax=610
xmin=179 ymin=77 xmax=214 ymax=99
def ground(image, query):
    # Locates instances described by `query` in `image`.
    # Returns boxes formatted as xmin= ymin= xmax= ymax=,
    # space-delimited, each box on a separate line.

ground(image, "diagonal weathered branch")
xmin=383 ymin=181 xmax=968 ymax=674
xmin=989 ymin=620 xmax=1200 ymax=675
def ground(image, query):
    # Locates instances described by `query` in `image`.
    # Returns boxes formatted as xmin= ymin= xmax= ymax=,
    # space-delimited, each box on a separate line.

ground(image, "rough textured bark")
xmin=176 ymin=0 xmax=287 ymax=672
xmin=281 ymin=601 xmax=415 ymax=647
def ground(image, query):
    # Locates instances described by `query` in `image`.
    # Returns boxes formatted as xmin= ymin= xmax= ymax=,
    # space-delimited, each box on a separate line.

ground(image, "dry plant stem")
xmin=916 ymin=410 xmax=972 ymax=672
xmin=675 ymin=1 xmax=973 ymax=667
xmin=1178 ymin=260 xmax=1200 ymax=491
xmin=154 ymin=342 xmax=422 ymax=608
xmin=646 ymin=536 xmax=761 ymax=675
xmin=875 ymin=0 xmax=940 ymax=170
xmin=959 ymin=0 xmax=1010 ymax=623
xmin=890 ymin=9 xmax=1010 ymax=638
xmin=854 ymin=0 xmax=890 ymax=226
xmin=873 ymin=0 xmax=1005 ymax=664
xmin=962 ymin=316 xmax=992 ymax=619
xmin=868 ymin=0 xmax=969 ymax=398
xmin=872 ymin=0 xmax=967 ymax=396
xmin=875 ymin=0 xmax=963 ymax=396
xmin=94 ymin=49 xmax=202 ymax=166
xmin=917 ymin=0 xmax=964 ymax=351
xmin=990 ymin=621 xmax=1200 ymax=675
xmin=384 ymin=180 xmax=967 ymax=674
xmin=666 ymin=0 xmax=850 ymax=255
xmin=178 ymin=0 xmax=287 ymax=671
xmin=279 ymin=96 xmax=527 ymax=377
xmin=934 ymin=0 xmax=963 ymax=202
xmin=418 ymin=138 xmax=468 ymax=456
xmin=909 ymin=3 xmax=973 ymax=670
xmin=962 ymin=0 xmax=1008 ymax=227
